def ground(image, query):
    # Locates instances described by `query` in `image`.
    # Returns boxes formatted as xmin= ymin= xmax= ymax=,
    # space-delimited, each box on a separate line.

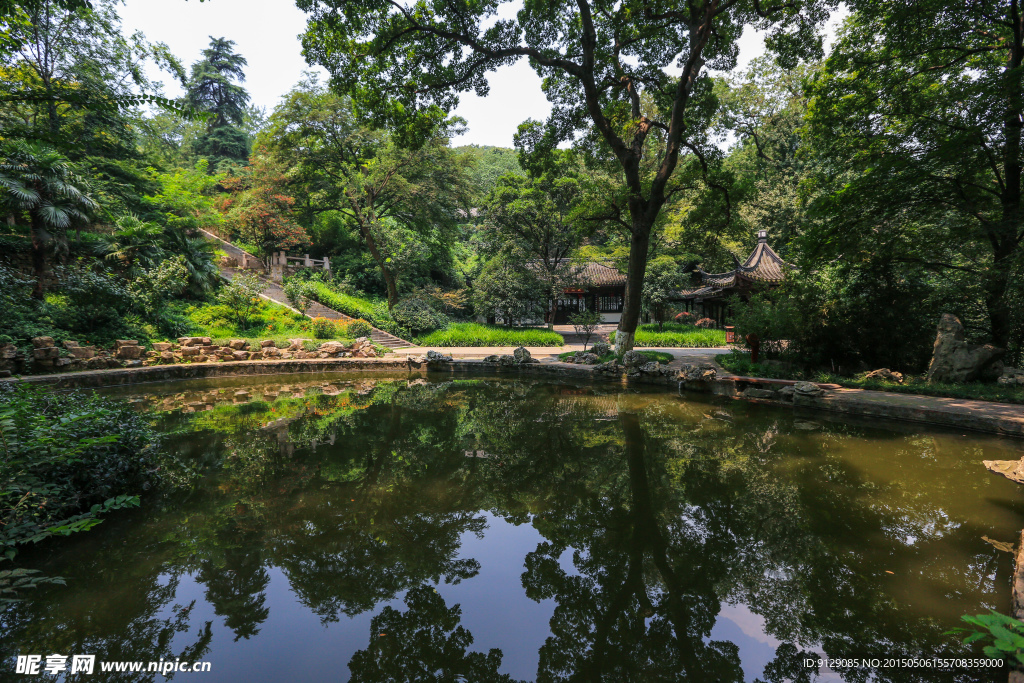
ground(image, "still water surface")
xmin=3 ymin=374 xmax=1024 ymax=682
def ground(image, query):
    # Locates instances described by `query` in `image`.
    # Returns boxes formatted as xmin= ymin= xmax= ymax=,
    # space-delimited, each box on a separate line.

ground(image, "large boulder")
xmin=498 ymin=354 xmax=517 ymax=366
xmin=513 ymin=347 xmax=535 ymax=364
xmin=793 ymin=381 xmax=824 ymax=397
xmin=427 ymin=350 xmax=453 ymax=363
xmin=590 ymin=342 xmax=611 ymax=357
xmin=621 ymin=350 xmax=645 ymax=371
xmin=318 ymin=341 xmax=346 ymax=355
xmin=228 ymin=339 xmax=249 ymax=351
xmin=926 ymin=313 xmax=1004 ymax=383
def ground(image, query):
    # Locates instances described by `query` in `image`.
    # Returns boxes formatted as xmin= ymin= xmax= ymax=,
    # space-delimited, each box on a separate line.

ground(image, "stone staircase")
xmin=202 ymin=230 xmax=416 ymax=351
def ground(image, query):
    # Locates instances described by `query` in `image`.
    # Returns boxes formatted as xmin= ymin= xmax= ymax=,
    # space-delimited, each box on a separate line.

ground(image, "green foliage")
xmin=392 ymin=295 xmax=450 ymax=335
xmin=311 ymin=317 xmax=337 ymax=339
xmin=949 ymin=612 xmax=1023 ymax=665
xmin=0 ymin=384 xmax=159 ymax=564
xmin=610 ymin=324 xmax=727 ymax=348
xmin=558 ymin=349 xmax=672 ymax=364
xmin=302 ymin=279 xmax=406 ymax=337
xmin=96 ymin=213 xmax=165 ymax=274
xmin=346 ymin=319 xmax=372 ymax=338
xmin=143 ymin=160 xmax=225 ymax=234
xmin=283 ymin=278 xmax=313 ymax=315
xmin=217 ymin=272 xmax=264 ymax=329
xmin=641 ymin=257 xmax=689 ymax=329
xmin=470 ymin=254 xmax=546 ymax=326
xmin=187 ymin=37 xmax=251 ymax=166
xmin=568 ymin=309 xmax=602 ymax=352
xmin=414 ymin=323 xmax=563 ymax=347
xmin=715 ymin=350 xmax=798 ymax=380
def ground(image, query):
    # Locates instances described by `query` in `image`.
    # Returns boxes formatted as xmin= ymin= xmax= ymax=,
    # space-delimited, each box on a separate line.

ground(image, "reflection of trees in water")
xmin=3 ymin=379 xmax=1015 ymax=682
xmin=348 ymin=585 xmax=520 ymax=683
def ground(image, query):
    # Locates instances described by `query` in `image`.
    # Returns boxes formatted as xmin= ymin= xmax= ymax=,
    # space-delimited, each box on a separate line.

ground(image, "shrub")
xmin=347 ymin=319 xmax=373 ymax=338
xmin=311 ymin=317 xmax=337 ymax=339
xmin=674 ymin=311 xmax=695 ymax=325
xmin=695 ymin=317 xmax=715 ymax=329
xmin=283 ymin=278 xmax=313 ymax=315
xmin=569 ymin=309 xmax=602 ymax=351
xmin=0 ymin=385 xmax=161 ymax=563
xmin=217 ymin=272 xmax=265 ymax=328
xmin=392 ymin=296 xmax=449 ymax=335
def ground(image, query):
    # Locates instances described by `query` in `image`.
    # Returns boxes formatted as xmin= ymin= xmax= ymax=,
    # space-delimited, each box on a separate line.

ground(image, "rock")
xmin=196 ymin=355 xmax=209 ymax=363
xmin=152 ymin=342 xmax=173 ymax=352
xmin=778 ymin=385 xmax=796 ymax=402
xmin=639 ymin=361 xmax=661 ymax=374
xmin=984 ymin=458 xmax=1024 ymax=485
xmin=997 ymin=366 xmax=1024 ymax=386
xmin=115 ymin=344 xmax=143 ymax=360
xmin=513 ymin=347 xmax=532 ymax=364
xmin=114 ymin=339 xmax=139 ymax=349
xmin=67 ymin=346 xmax=96 ymax=359
xmin=288 ymin=339 xmax=306 ymax=350
xmin=85 ymin=356 xmax=108 ymax=369
xmin=926 ymin=313 xmax=1004 ymax=383
xmin=248 ymin=351 xmax=264 ymax=360
xmin=200 ymin=345 xmax=218 ymax=355
xmin=794 ymin=421 xmax=822 ymax=430
xmin=294 ymin=351 xmax=317 ymax=359
xmin=591 ymin=342 xmax=611 ymax=357
xmin=177 ymin=337 xmax=206 ymax=347
xmin=234 ymin=390 xmax=250 ymax=401
xmin=31 ymin=336 xmax=55 ymax=348
xmin=62 ymin=340 xmax=79 ymax=349
xmin=318 ymin=341 xmax=346 ymax=355
xmin=355 ymin=336 xmax=369 ymax=344
xmin=123 ymin=359 xmax=143 ymax=368
xmin=263 ymin=346 xmax=280 ymax=357
xmin=482 ymin=355 xmax=500 ymax=362
xmin=231 ymin=350 xmax=250 ymax=361
xmin=498 ymin=354 xmax=517 ymax=366
xmin=578 ymin=352 xmax=600 ymax=365
xmin=363 ymin=347 xmax=377 ymax=358
xmin=32 ymin=347 xmax=60 ymax=360
xmin=427 ymin=350 xmax=453 ymax=363
xmin=743 ymin=387 xmax=778 ymax=399
xmin=793 ymin=381 xmax=824 ymax=397
xmin=677 ymin=363 xmax=717 ymax=382
xmin=0 ymin=344 xmax=18 ymax=360
xmin=865 ymin=368 xmax=903 ymax=384
xmin=228 ymin=339 xmax=249 ymax=350
xmin=260 ymin=339 xmax=276 ymax=348
xmin=594 ymin=360 xmax=621 ymax=374
xmin=54 ymin=357 xmax=74 ymax=368
xmin=180 ymin=346 xmax=200 ymax=357
xmin=621 ymin=350 xmax=645 ymax=370
xmin=159 ymin=351 xmax=175 ymax=363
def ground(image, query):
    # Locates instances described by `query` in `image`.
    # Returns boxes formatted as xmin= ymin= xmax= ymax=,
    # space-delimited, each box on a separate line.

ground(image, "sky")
xmin=119 ymin=0 xmax=848 ymax=148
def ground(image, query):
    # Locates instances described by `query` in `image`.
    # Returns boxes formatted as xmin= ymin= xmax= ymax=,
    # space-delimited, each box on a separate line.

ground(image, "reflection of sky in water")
xmin=158 ymin=513 xmax=835 ymax=682
xmin=159 ymin=513 xmax=562 ymax=681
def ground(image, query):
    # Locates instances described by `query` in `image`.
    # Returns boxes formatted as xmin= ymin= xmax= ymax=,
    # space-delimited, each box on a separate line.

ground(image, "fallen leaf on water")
xmin=982 ymin=535 xmax=1015 ymax=553
xmin=885 ymin=571 xmax=894 ymax=574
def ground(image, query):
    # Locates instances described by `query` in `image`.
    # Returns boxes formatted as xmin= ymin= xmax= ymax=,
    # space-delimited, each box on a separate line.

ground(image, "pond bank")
xmin=3 ymin=356 xmax=1023 ymax=439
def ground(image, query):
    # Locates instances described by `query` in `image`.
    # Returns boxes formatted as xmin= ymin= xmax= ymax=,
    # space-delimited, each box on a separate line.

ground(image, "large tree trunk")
xmin=614 ymin=227 xmax=652 ymax=354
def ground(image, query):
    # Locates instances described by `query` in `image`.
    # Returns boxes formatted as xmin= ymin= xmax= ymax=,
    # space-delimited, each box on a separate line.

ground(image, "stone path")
xmin=201 ymin=230 xmax=415 ymax=349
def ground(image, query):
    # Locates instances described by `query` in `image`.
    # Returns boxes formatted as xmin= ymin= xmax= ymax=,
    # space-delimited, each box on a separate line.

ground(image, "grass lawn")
xmin=557 ymin=350 xmax=674 ymax=364
xmin=415 ymin=323 xmax=564 ymax=347
xmin=716 ymin=351 xmax=1024 ymax=404
xmin=162 ymin=299 xmax=395 ymax=351
xmin=610 ymin=323 xmax=727 ymax=348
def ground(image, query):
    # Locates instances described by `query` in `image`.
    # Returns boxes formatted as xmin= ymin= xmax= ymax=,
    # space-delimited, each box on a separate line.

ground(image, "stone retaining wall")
xmin=3 ymin=356 xmax=1022 ymax=439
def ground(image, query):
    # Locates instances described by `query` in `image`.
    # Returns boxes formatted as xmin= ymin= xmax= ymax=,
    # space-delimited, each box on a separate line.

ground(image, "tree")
xmin=224 ymin=155 xmax=309 ymax=260
xmin=641 ymin=256 xmax=687 ymax=330
xmin=97 ymin=213 xmax=164 ymax=276
xmin=0 ymin=140 xmax=97 ymax=298
xmin=482 ymin=153 xmax=590 ymax=324
xmin=298 ymin=0 xmax=834 ymax=352
xmin=569 ymin=309 xmax=602 ymax=352
xmin=187 ymin=36 xmax=250 ymax=167
xmin=260 ymin=79 xmax=472 ymax=309
xmin=471 ymin=253 xmax=546 ymax=325
xmin=806 ymin=0 xmax=1024 ymax=354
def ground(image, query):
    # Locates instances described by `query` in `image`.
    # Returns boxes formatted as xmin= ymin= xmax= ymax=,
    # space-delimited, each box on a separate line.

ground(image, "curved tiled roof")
xmin=678 ymin=233 xmax=795 ymax=300
xmin=525 ymin=260 xmax=627 ymax=287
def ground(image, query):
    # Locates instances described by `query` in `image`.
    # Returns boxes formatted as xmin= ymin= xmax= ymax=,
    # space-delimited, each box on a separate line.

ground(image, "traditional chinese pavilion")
xmin=675 ymin=230 xmax=795 ymax=325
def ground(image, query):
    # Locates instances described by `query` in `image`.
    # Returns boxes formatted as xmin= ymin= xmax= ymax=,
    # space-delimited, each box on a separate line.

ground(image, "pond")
xmin=3 ymin=373 xmax=1024 ymax=682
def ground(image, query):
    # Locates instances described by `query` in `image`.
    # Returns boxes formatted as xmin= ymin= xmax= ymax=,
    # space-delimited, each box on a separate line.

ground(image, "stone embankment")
xmin=3 ymin=347 xmax=1022 ymax=439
